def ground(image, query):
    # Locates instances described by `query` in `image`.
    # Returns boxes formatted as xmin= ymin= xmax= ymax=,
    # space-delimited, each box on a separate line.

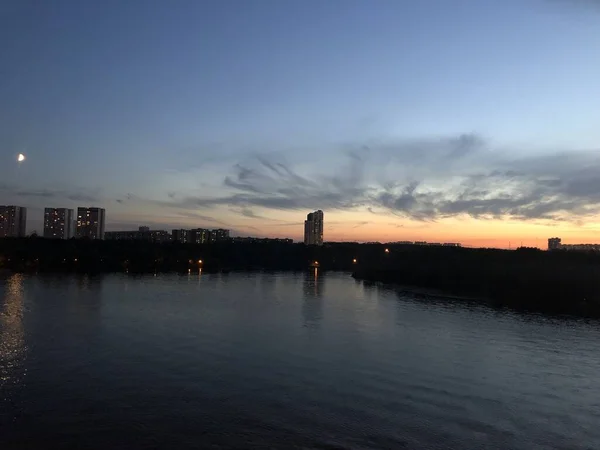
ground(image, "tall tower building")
xmin=44 ymin=208 xmax=75 ymax=239
xmin=303 ymin=210 xmax=324 ymax=246
xmin=76 ymin=207 xmax=106 ymax=239
xmin=0 ymin=206 xmax=27 ymax=237
xmin=548 ymin=237 xmax=561 ymax=251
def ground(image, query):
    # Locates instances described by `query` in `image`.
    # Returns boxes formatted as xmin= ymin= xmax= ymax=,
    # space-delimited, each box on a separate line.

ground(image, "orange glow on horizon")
xmin=110 ymin=205 xmax=600 ymax=250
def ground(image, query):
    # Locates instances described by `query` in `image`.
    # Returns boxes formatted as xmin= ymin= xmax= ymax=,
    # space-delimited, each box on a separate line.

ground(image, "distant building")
xmin=104 ymin=231 xmax=139 ymax=241
xmin=0 ymin=205 xmax=27 ymax=238
xmin=304 ymin=210 xmax=324 ymax=246
xmin=172 ymin=229 xmax=190 ymax=243
xmin=548 ymin=237 xmax=561 ymax=251
xmin=76 ymin=207 xmax=106 ymax=239
xmin=210 ymin=228 xmax=230 ymax=243
xmin=559 ymin=243 xmax=600 ymax=252
xmin=146 ymin=230 xmax=171 ymax=243
xmin=190 ymin=228 xmax=210 ymax=244
xmin=43 ymin=208 xmax=74 ymax=239
xmin=231 ymin=236 xmax=293 ymax=244
xmin=105 ymin=228 xmax=171 ymax=243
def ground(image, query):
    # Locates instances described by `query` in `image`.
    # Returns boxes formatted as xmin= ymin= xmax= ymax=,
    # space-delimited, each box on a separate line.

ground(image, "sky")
xmin=1 ymin=0 xmax=600 ymax=247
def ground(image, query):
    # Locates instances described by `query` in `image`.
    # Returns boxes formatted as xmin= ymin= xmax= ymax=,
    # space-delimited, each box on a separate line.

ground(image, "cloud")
xmin=14 ymin=189 xmax=55 ymax=198
xmin=0 ymin=184 xmax=100 ymax=204
xmin=231 ymin=207 xmax=280 ymax=221
xmin=160 ymin=133 xmax=600 ymax=225
xmin=369 ymin=148 xmax=600 ymax=222
xmin=175 ymin=211 xmax=228 ymax=225
xmin=352 ymin=221 xmax=369 ymax=229
xmin=67 ymin=193 xmax=99 ymax=203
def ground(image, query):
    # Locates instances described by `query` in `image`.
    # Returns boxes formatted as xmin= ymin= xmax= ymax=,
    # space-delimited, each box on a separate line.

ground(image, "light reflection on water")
xmin=1 ymin=272 xmax=600 ymax=450
xmin=0 ymin=274 xmax=27 ymax=395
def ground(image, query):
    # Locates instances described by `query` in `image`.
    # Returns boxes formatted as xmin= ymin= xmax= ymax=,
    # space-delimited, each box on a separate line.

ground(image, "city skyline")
xmin=5 ymin=201 xmax=600 ymax=250
xmin=2 ymin=1 xmax=600 ymax=248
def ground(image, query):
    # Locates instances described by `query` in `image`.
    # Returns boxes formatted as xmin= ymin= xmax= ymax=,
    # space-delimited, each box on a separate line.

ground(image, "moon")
xmin=17 ymin=153 xmax=25 ymax=162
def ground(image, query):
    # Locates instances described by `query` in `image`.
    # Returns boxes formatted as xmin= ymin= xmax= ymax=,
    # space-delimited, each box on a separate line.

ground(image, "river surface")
xmin=1 ymin=271 xmax=599 ymax=449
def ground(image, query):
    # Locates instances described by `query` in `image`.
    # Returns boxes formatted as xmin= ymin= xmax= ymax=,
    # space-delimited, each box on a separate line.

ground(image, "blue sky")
xmin=1 ymin=0 xmax=600 ymax=245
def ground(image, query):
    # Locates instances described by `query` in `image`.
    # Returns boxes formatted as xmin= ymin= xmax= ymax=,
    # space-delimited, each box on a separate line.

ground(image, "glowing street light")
xmin=353 ymin=258 xmax=357 ymax=263
xmin=384 ymin=248 xmax=390 ymax=254
xmin=198 ymin=259 xmax=203 ymax=264
xmin=17 ymin=153 xmax=26 ymax=163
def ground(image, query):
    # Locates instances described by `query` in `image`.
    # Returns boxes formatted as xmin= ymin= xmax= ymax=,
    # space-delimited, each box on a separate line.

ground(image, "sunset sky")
xmin=2 ymin=0 xmax=600 ymax=248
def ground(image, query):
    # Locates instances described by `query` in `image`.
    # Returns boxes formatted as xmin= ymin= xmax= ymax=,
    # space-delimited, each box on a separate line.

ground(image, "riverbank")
xmin=352 ymin=249 xmax=600 ymax=317
xmin=4 ymin=238 xmax=600 ymax=317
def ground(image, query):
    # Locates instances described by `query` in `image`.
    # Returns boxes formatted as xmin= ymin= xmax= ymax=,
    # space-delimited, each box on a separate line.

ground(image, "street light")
xmin=353 ymin=258 xmax=357 ymax=263
xmin=384 ymin=248 xmax=390 ymax=254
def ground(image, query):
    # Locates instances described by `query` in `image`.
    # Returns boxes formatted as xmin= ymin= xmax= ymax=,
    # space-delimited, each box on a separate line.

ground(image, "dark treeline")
xmin=0 ymin=237 xmax=384 ymax=273
xmin=2 ymin=238 xmax=600 ymax=317
xmin=353 ymin=246 xmax=600 ymax=317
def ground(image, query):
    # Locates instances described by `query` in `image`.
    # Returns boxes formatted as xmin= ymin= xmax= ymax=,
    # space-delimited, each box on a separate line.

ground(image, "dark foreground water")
xmin=1 ymin=271 xmax=599 ymax=449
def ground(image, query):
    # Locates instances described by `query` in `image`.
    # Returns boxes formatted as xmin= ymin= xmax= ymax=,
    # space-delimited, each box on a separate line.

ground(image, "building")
xmin=43 ymin=208 xmax=75 ymax=239
xmin=548 ymin=237 xmax=562 ymax=251
xmin=105 ymin=227 xmax=171 ymax=243
xmin=172 ymin=229 xmax=190 ymax=243
xmin=210 ymin=228 xmax=230 ymax=243
xmin=557 ymin=243 xmax=600 ymax=252
xmin=231 ymin=236 xmax=293 ymax=244
xmin=76 ymin=207 xmax=106 ymax=239
xmin=304 ymin=210 xmax=324 ymax=246
xmin=190 ymin=228 xmax=210 ymax=244
xmin=145 ymin=230 xmax=171 ymax=242
xmin=104 ymin=231 xmax=139 ymax=241
xmin=0 ymin=205 xmax=27 ymax=238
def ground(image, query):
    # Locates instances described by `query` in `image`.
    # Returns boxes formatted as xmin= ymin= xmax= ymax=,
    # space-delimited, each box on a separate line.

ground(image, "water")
xmin=1 ymin=271 xmax=599 ymax=449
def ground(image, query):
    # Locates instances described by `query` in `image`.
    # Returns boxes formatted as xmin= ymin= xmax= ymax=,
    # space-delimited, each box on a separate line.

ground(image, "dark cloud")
xmin=370 ymin=150 xmax=600 ymax=222
xmin=230 ymin=207 xmax=277 ymax=221
xmin=0 ymin=183 xmax=100 ymax=203
xmin=163 ymin=134 xmax=600 ymax=224
xmin=352 ymin=221 xmax=369 ymax=229
xmin=67 ymin=193 xmax=99 ymax=203
xmin=175 ymin=211 xmax=228 ymax=225
xmin=15 ymin=189 xmax=55 ymax=198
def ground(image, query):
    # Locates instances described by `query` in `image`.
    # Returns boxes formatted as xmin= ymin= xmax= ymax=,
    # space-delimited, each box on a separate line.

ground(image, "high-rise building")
xmin=210 ymin=228 xmax=230 ymax=243
xmin=43 ymin=208 xmax=75 ymax=239
xmin=304 ymin=210 xmax=323 ymax=246
xmin=190 ymin=228 xmax=210 ymax=244
xmin=548 ymin=237 xmax=561 ymax=251
xmin=76 ymin=207 xmax=106 ymax=239
xmin=172 ymin=229 xmax=190 ymax=243
xmin=0 ymin=206 xmax=27 ymax=238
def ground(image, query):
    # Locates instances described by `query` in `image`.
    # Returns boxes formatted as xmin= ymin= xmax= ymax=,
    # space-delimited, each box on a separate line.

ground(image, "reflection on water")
xmin=0 ymin=274 xmax=27 ymax=395
xmin=302 ymin=268 xmax=324 ymax=328
xmin=2 ymin=272 xmax=600 ymax=450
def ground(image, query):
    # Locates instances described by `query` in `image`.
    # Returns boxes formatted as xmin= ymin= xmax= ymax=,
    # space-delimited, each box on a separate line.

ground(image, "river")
xmin=1 ymin=271 xmax=599 ymax=449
